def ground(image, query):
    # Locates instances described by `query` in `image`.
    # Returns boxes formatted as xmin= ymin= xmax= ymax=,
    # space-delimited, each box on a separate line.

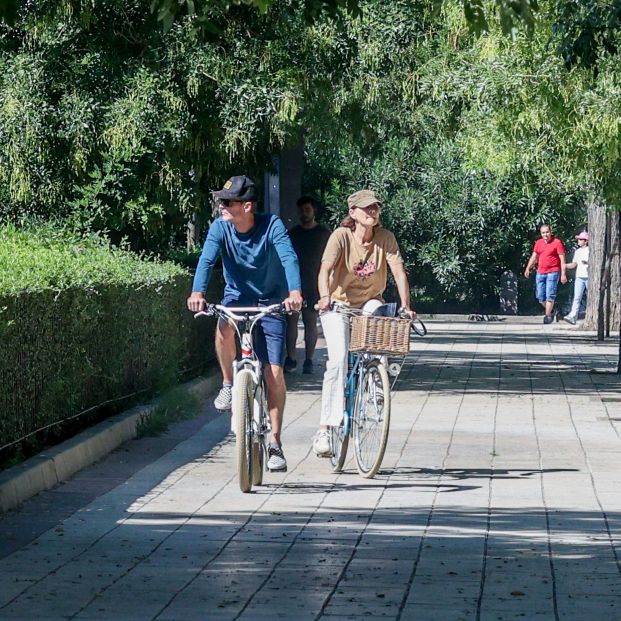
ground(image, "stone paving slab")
xmin=0 ymin=318 xmax=620 ymax=620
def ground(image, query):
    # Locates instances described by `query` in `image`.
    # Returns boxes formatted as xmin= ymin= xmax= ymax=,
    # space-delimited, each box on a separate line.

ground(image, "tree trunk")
xmin=608 ymin=209 xmax=620 ymax=331
xmin=186 ymin=214 xmax=200 ymax=251
xmin=584 ymin=200 xmax=620 ymax=335
xmin=618 ymin=209 xmax=621 ymax=374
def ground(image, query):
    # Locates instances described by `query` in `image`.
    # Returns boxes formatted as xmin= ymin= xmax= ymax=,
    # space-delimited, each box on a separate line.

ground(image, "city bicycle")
xmin=194 ymin=303 xmax=286 ymax=493
xmin=327 ymin=304 xmax=427 ymax=478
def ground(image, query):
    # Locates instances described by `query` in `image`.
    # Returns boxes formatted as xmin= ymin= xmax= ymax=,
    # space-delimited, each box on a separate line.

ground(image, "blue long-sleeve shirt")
xmin=192 ymin=213 xmax=302 ymax=304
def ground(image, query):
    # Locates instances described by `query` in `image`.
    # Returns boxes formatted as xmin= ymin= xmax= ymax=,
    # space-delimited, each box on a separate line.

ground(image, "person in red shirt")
xmin=524 ymin=224 xmax=567 ymax=324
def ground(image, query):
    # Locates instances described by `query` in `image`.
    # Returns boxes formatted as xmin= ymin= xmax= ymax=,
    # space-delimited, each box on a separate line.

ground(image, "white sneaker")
xmin=214 ymin=385 xmax=232 ymax=410
xmin=267 ymin=444 xmax=287 ymax=471
xmin=313 ymin=430 xmax=331 ymax=457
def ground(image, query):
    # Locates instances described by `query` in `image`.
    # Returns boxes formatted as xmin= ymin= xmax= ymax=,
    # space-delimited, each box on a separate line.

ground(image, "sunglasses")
xmin=218 ymin=199 xmax=243 ymax=207
xmin=356 ymin=203 xmax=381 ymax=212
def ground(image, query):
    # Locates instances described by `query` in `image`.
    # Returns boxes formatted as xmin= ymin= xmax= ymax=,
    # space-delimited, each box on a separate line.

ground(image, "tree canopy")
xmin=1 ymin=0 xmax=620 ymax=310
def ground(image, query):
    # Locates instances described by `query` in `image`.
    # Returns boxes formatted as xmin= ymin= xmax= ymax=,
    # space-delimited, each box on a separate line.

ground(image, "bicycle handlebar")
xmin=315 ymin=302 xmax=427 ymax=336
xmin=194 ymin=302 xmax=284 ymax=322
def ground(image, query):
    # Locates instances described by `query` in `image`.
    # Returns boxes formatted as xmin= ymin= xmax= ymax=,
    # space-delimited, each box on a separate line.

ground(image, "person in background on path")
xmin=523 ymin=223 xmax=567 ymax=324
xmin=187 ymin=175 xmax=303 ymax=472
xmin=284 ymin=196 xmax=332 ymax=375
xmin=312 ymin=189 xmax=416 ymax=457
xmin=563 ymin=231 xmax=589 ymax=325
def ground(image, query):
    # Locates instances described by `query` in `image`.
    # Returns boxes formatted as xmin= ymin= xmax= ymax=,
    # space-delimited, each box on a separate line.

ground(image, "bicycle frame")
xmin=343 ymin=352 xmax=364 ymax=436
xmin=195 ymin=303 xmax=282 ymax=439
xmin=233 ymin=309 xmax=277 ymax=426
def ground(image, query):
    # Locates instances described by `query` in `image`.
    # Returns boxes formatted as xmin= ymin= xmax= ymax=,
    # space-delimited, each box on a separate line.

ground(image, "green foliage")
xmin=149 ymin=0 xmax=537 ymax=37
xmin=0 ymin=225 xmax=219 ymax=458
xmin=304 ymin=0 xmax=589 ymax=309
xmin=0 ymin=0 xmax=347 ymax=249
xmin=0 ymin=224 xmax=184 ymax=295
xmin=0 ymin=0 xmax=618 ymax=312
xmin=553 ymin=0 xmax=621 ymax=69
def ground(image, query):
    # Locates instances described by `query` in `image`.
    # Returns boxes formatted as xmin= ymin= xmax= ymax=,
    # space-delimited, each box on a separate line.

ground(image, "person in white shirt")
xmin=563 ymin=231 xmax=589 ymax=325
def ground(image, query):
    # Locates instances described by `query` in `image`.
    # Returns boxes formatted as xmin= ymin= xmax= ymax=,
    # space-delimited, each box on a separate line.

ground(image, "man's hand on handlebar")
xmin=283 ymin=290 xmax=303 ymax=313
xmin=187 ymin=291 xmax=207 ymax=313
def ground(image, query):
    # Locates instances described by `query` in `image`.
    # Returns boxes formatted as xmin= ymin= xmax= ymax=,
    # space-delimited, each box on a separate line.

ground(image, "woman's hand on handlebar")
xmin=316 ymin=295 xmax=331 ymax=313
xmin=187 ymin=291 xmax=207 ymax=313
xmin=399 ymin=307 xmax=417 ymax=320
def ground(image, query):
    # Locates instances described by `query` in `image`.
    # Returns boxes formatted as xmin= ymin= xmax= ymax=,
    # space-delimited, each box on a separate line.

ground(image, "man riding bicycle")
xmin=187 ymin=175 xmax=303 ymax=472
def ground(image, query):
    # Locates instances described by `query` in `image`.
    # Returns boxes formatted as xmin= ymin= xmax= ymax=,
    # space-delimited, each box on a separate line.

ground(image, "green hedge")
xmin=0 ymin=225 xmax=218 ymax=457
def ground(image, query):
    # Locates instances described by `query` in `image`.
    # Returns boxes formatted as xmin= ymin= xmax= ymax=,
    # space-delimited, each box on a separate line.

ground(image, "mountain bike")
xmin=194 ymin=303 xmax=286 ymax=493
xmin=328 ymin=304 xmax=427 ymax=478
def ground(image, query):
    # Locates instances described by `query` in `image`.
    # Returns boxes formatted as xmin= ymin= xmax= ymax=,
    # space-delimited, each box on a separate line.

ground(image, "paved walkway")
xmin=1 ymin=318 xmax=620 ymax=621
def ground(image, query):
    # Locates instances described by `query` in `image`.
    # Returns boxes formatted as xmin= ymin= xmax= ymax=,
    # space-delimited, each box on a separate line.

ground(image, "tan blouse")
xmin=321 ymin=227 xmax=403 ymax=308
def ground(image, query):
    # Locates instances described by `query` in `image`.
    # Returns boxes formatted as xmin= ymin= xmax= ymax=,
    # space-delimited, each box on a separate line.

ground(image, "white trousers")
xmin=319 ymin=300 xmax=384 ymax=426
xmin=319 ymin=310 xmax=350 ymax=426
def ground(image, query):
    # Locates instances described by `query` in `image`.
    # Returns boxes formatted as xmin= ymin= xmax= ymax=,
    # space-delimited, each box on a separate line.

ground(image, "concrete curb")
xmin=0 ymin=373 xmax=220 ymax=514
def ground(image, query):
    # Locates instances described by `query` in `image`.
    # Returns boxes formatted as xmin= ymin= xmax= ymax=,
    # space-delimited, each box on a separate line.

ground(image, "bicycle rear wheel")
xmin=330 ymin=424 xmax=349 ymax=473
xmin=353 ymin=359 xmax=391 ymax=478
xmin=252 ymin=379 xmax=268 ymax=486
xmin=252 ymin=443 xmax=264 ymax=486
xmin=234 ymin=370 xmax=254 ymax=492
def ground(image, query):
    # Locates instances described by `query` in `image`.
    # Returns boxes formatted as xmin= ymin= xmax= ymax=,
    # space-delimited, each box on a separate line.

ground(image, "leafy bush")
xmin=0 ymin=225 xmax=219 ymax=464
xmin=0 ymin=224 xmax=185 ymax=295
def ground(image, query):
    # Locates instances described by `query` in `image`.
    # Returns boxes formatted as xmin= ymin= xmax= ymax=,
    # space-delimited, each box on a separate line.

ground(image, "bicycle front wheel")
xmin=353 ymin=359 xmax=391 ymax=478
xmin=330 ymin=424 xmax=349 ymax=473
xmin=234 ymin=370 xmax=254 ymax=492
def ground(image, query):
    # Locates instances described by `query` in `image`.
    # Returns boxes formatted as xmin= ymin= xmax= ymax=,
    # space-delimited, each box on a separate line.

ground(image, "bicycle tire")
xmin=234 ymin=370 xmax=254 ymax=492
xmin=353 ymin=359 xmax=391 ymax=478
xmin=330 ymin=424 xmax=349 ymax=473
xmin=252 ymin=378 xmax=268 ymax=485
xmin=252 ymin=442 xmax=264 ymax=486
xmin=411 ymin=318 xmax=427 ymax=336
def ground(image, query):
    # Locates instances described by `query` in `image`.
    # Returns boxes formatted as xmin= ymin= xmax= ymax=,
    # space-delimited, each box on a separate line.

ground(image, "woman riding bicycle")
xmin=313 ymin=189 xmax=416 ymax=457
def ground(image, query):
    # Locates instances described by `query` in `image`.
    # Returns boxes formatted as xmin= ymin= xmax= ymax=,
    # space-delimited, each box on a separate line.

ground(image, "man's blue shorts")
xmin=535 ymin=271 xmax=560 ymax=303
xmin=221 ymin=295 xmax=286 ymax=367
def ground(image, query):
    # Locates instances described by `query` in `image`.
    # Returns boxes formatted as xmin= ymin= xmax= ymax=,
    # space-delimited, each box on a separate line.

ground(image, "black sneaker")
xmin=302 ymin=359 xmax=314 ymax=374
xmin=543 ymin=315 xmax=553 ymax=324
xmin=267 ymin=443 xmax=287 ymax=471
xmin=284 ymin=357 xmax=297 ymax=373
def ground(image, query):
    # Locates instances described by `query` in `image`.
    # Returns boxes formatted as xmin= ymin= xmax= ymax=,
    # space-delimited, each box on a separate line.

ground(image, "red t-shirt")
xmin=534 ymin=237 xmax=565 ymax=274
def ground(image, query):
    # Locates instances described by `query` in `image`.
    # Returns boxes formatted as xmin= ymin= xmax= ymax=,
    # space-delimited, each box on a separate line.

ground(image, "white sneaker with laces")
xmin=313 ymin=430 xmax=331 ymax=457
xmin=267 ymin=444 xmax=287 ymax=471
xmin=214 ymin=385 xmax=232 ymax=410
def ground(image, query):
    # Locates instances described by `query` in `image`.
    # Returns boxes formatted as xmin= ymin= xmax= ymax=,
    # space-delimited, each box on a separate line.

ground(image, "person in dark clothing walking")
xmin=285 ymin=196 xmax=331 ymax=374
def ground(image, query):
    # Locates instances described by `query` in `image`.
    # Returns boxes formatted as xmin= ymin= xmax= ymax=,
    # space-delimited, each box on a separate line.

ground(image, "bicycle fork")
xmin=235 ymin=332 xmax=270 ymax=439
xmin=343 ymin=354 xmax=362 ymax=435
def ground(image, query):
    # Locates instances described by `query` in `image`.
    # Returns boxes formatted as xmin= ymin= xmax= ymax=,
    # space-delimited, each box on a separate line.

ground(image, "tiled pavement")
xmin=0 ymin=318 xmax=620 ymax=621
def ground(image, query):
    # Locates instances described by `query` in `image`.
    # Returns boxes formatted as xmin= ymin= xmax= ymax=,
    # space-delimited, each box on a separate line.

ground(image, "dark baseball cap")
xmin=213 ymin=175 xmax=257 ymax=201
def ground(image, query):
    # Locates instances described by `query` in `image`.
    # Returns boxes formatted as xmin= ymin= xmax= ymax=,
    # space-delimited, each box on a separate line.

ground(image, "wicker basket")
xmin=349 ymin=315 xmax=411 ymax=355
